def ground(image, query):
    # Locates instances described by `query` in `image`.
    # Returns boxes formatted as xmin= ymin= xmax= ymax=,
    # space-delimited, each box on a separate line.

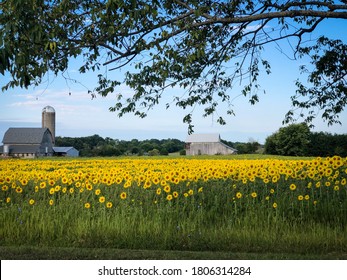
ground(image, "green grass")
xmin=1 ymin=246 xmax=346 ymax=260
xmin=1 ymin=201 xmax=346 ymax=257
xmin=1 ymin=156 xmax=346 ymax=259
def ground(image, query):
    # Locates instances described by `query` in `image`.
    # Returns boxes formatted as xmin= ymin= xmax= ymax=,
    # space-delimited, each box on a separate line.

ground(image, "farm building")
xmin=53 ymin=146 xmax=79 ymax=157
xmin=0 ymin=127 xmax=54 ymax=158
xmin=0 ymin=106 xmax=79 ymax=158
xmin=185 ymin=133 xmax=237 ymax=155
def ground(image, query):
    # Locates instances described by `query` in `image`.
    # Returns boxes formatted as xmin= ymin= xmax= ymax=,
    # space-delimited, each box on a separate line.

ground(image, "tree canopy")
xmin=1 ymin=0 xmax=347 ymax=132
xmin=264 ymin=123 xmax=311 ymax=156
xmin=54 ymin=135 xmax=185 ymax=156
xmin=264 ymin=123 xmax=347 ymax=156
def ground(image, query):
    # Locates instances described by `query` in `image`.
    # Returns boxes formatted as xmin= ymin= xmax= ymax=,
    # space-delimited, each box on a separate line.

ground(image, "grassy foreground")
xmin=1 ymin=246 xmax=346 ymax=260
xmin=1 ymin=155 xmax=347 ymax=259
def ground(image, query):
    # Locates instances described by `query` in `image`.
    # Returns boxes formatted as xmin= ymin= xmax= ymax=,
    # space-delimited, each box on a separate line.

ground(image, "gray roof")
xmin=2 ymin=128 xmax=51 ymax=144
xmin=186 ymin=133 xmax=221 ymax=143
xmin=53 ymin=147 xmax=76 ymax=153
xmin=42 ymin=106 xmax=55 ymax=113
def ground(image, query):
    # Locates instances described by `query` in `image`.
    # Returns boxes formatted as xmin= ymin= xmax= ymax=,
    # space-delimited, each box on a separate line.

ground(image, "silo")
xmin=3 ymin=144 xmax=9 ymax=156
xmin=42 ymin=106 xmax=56 ymax=144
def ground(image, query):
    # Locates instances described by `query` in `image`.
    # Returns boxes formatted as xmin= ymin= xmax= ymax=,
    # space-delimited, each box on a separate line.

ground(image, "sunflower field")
xmin=1 ymin=156 xmax=346 ymax=253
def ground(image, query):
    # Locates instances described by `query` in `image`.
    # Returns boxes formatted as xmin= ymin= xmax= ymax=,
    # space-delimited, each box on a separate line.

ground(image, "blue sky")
xmin=1 ymin=18 xmax=346 ymax=144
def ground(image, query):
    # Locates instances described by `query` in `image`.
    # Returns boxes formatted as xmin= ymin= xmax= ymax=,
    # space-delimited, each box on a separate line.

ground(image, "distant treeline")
xmin=55 ymin=135 xmax=186 ymax=157
xmin=55 ymin=125 xmax=347 ymax=157
xmin=54 ymin=135 xmax=257 ymax=157
xmin=264 ymin=123 xmax=347 ymax=157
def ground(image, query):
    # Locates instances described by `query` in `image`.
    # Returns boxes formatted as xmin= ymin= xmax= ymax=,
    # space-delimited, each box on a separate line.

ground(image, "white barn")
xmin=185 ymin=133 xmax=237 ymax=155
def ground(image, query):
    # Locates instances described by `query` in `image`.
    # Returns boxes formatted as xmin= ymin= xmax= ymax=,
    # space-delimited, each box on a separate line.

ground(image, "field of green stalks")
xmin=1 ymin=155 xmax=346 ymax=257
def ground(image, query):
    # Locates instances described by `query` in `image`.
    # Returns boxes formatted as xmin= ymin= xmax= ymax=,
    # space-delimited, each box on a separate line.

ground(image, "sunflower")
xmin=325 ymin=168 xmax=333 ymax=177
xmin=15 ymin=187 xmax=23 ymax=194
xmin=120 ymin=192 xmax=127 ymax=200
xmin=236 ymin=192 xmax=242 ymax=199
xmin=152 ymin=177 xmax=160 ymax=185
xmin=166 ymin=194 xmax=173 ymax=201
xmin=271 ymin=176 xmax=278 ymax=183
xmin=106 ymin=202 xmax=113 ymax=208
xmin=99 ymin=196 xmax=106 ymax=203
xmin=115 ymin=177 xmax=122 ymax=184
xmin=144 ymin=180 xmax=151 ymax=189
xmin=251 ymin=192 xmax=257 ymax=198
xmin=20 ymin=179 xmax=28 ymax=186
xmin=160 ymin=180 xmax=167 ymax=187
xmin=95 ymin=189 xmax=101 ymax=196
xmin=84 ymin=202 xmax=91 ymax=209
xmin=289 ymin=184 xmax=296 ymax=191
xmin=163 ymin=185 xmax=171 ymax=193
xmin=29 ymin=199 xmax=35 ymax=205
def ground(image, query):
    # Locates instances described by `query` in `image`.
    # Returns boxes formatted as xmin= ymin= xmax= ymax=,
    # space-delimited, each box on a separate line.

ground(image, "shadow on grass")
xmin=1 ymin=246 xmax=346 ymax=260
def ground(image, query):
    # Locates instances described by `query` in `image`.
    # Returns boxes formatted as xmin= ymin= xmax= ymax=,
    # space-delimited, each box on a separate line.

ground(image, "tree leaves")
xmin=1 ymin=0 xmax=347 ymax=132
xmin=264 ymin=123 xmax=311 ymax=156
xmin=286 ymin=36 xmax=347 ymax=126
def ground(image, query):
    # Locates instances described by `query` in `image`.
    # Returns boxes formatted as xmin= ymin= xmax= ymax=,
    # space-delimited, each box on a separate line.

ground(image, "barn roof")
xmin=2 ymin=128 xmax=51 ymax=144
xmin=186 ymin=133 xmax=221 ymax=143
xmin=53 ymin=147 xmax=76 ymax=153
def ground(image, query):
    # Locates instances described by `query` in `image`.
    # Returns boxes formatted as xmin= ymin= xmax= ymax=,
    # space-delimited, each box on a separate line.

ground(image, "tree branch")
xmin=100 ymin=5 xmax=347 ymax=66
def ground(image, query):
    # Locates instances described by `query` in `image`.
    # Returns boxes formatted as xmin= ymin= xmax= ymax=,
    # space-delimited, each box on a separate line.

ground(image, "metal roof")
xmin=53 ymin=147 xmax=75 ymax=153
xmin=186 ymin=133 xmax=221 ymax=143
xmin=2 ymin=128 xmax=52 ymax=144
xmin=42 ymin=106 xmax=55 ymax=113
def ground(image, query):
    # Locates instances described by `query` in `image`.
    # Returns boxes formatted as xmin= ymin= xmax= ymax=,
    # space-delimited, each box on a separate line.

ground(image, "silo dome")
xmin=42 ymin=106 xmax=56 ymax=144
xmin=42 ymin=106 xmax=55 ymax=113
